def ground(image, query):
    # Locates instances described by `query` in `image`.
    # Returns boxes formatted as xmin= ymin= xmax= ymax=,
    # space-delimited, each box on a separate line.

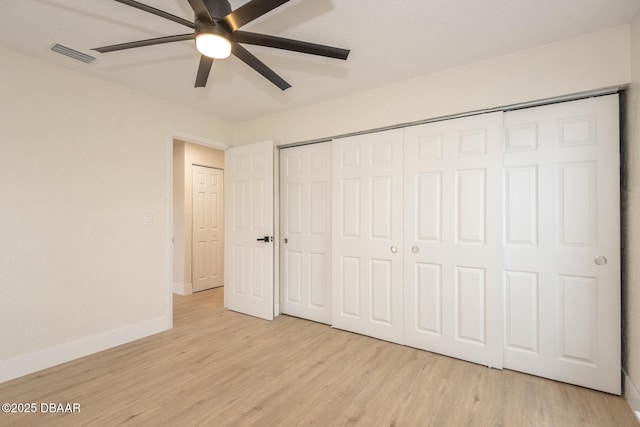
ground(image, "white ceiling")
xmin=1 ymin=0 xmax=639 ymax=122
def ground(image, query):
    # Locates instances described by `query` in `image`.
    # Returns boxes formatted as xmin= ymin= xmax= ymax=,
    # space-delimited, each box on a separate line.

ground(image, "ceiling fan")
xmin=93 ymin=0 xmax=351 ymax=90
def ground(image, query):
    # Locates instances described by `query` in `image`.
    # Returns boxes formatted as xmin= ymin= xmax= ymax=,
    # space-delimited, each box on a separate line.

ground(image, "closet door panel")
xmin=404 ymin=112 xmax=504 ymax=368
xmin=281 ymin=142 xmax=332 ymax=324
xmin=332 ymin=129 xmax=404 ymax=344
xmin=503 ymin=95 xmax=620 ymax=394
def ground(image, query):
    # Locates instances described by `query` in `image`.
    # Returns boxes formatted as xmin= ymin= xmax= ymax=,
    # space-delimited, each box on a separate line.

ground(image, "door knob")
xmin=284 ymin=238 xmax=288 ymax=244
xmin=390 ymin=246 xmax=397 ymax=253
xmin=594 ymin=256 xmax=607 ymax=266
xmin=412 ymin=246 xmax=420 ymax=254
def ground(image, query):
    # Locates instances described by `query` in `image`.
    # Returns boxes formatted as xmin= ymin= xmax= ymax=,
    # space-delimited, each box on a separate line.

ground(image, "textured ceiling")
xmin=0 ymin=0 xmax=639 ymax=122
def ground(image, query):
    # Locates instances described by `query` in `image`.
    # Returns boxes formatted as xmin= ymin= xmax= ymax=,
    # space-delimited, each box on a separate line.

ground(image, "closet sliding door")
xmin=403 ymin=112 xmax=504 ymax=368
xmin=332 ymin=129 xmax=405 ymax=344
xmin=503 ymin=95 xmax=620 ymax=394
xmin=280 ymin=143 xmax=332 ymax=324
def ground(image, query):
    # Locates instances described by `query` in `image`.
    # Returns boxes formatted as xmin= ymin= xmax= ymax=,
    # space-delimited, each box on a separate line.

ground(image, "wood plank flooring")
xmin=0 ymin=288 xmax=637 ymax=426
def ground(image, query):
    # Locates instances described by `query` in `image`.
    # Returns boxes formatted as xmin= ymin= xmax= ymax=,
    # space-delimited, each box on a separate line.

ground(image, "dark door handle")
xmin=256 ymin=236 xmax=273 ymax=242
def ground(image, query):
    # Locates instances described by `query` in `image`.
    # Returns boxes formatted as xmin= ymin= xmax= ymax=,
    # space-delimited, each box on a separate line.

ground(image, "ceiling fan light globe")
xmin=196 ymin=33 xmax=231 ymax=59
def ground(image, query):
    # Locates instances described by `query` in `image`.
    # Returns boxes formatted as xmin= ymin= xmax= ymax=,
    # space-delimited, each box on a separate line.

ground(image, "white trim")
xmin=273 ymin=144 xmax=281 ymax=317
xmin=625 ymin=372 xmax=640 ymax=422
xmin=173 ymin=282 xmax=193 ymax=295
xmin=169 ymin=127 xmax=229 ymax=151
xmin=165 ymin=126 xmax=175 ymax=331
xmin=0 ymin=316 xmax=169 ymax=384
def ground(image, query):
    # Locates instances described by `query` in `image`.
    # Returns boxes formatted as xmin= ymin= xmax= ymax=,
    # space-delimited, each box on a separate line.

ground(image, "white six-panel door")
xmin=503 ymin=95 xmax=620 ymax=394
xmin=280 ymin=142 xmax=332 ymax=324
xmin=403 ymin=113 xmax=504 ymax=368
xmin=192 ymin=165 xmax=224 ymax=292
xmin=224 ymin=141 xmax=274 ymax=320
xmin=332 ymin=129 xmax=405 ymax=344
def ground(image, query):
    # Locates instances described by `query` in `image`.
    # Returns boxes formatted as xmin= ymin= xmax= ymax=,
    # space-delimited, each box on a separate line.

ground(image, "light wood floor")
xmin=0 ymin=288 xmax=637 ymax=426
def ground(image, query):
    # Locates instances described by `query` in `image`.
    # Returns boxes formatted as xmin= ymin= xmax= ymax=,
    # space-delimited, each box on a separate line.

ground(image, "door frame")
xmin=274 ymin=145 xmax=282 ymax=316
xmin=166 ymin=127 xmax=228 ymax=327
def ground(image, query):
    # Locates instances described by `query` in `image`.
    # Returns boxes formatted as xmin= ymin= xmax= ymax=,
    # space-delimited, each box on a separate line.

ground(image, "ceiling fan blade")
xmin=195 ymin=55 xmax=214 ymax=87
xmin=114 ymin=0 xmax=194 ymax=29
xmin=93 ymin=33 xmax=194 ymax=53
xmin=223 ymin=0 xmax=290 ymax=31
xmin=234 ymin=31 xmax=350 ymax=60
xmin=232 ymin=43 xmax=291 ymax=90
xmin=187 ymin=0 xmax=213 ymax=23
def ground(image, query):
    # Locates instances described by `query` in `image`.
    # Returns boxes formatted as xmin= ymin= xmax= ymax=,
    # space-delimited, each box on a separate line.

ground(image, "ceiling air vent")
xmin=51 ymin=44 xmax=95 ymax=64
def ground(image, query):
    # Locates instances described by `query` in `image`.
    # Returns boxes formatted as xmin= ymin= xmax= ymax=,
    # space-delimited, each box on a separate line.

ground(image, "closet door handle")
xmin=390 ymin=246 xmax=398 ymax=253
xmin=412 ymin=246 xmax=420 ymax=254
xmin=594 ymin=256 xmax=607 ymax=266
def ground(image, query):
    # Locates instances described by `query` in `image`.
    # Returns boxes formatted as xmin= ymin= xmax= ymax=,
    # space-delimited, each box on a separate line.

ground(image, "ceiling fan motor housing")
xmin=204 ymin=0 xmax=232 ymax=19
xmin=196 ymin=24 xmax=230 ymax=39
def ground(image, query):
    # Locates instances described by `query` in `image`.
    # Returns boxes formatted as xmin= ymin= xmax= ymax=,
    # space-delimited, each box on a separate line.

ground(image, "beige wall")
xmin=0 ymin=46 xmax=233 ymax=368
xmin=172 ymin=140 xmax=224 ymax=292
xmin=624 ymin=15 xmax=640 ymax=398
xmin=234 ymin=25 xmax=631 ymax=146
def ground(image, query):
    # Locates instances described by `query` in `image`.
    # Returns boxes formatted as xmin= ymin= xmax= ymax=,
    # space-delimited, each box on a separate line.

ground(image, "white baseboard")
xmin=173 ymin=282 xmax=193 ymax=295
xmin=625 ymin=372 xmax=640 ymax=422
xmin=0 ymin=315 xmax=170 ymax=384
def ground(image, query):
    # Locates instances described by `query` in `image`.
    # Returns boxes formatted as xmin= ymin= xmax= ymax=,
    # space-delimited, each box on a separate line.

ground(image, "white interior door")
xmin=280 ymin=143 xmax=332 ymax=324
xmin=403 ymin=112 xmax=504 ymax=368
xmin=332 ymin=129 xmax=404 ymax=344
xmin=503 ymin=95 xmax=621 ymax=394
xmin=224 ymin=140 xmax=274 ymax=320
xmin=192 ymin=165 xmax=224 ymax=292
